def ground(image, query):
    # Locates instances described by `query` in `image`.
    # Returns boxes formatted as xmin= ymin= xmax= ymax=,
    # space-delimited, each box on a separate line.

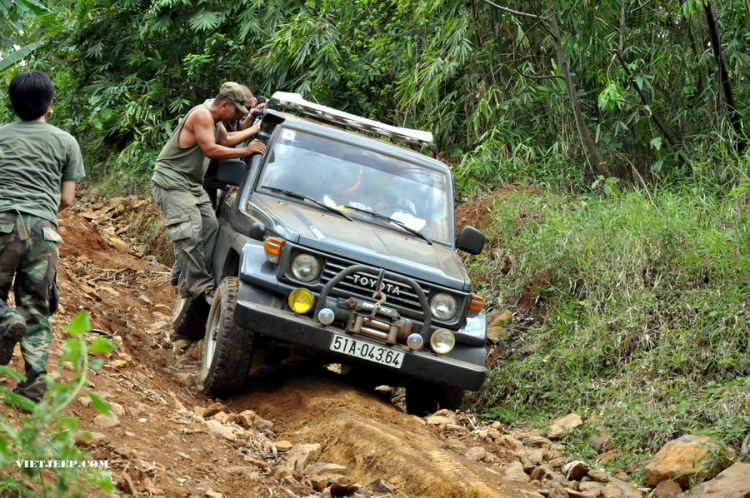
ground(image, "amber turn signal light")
xmin=263 ymin=237 xmax=285 ymax=264
xmin=468 ymin=294 xmax=486 ymax=312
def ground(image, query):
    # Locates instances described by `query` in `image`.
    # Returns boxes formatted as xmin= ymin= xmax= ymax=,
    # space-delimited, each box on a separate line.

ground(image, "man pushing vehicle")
xmin=151 ymin=82 xmax=266 ymax=302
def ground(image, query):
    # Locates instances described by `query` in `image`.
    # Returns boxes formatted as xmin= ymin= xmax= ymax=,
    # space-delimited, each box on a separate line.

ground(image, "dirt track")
xmin=0 ymin=199 xmax=539 ymax=497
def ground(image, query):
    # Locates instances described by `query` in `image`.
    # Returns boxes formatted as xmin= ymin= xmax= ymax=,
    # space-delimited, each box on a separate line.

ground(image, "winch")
xmin=340 ymin=297 xmax=413 ymax=345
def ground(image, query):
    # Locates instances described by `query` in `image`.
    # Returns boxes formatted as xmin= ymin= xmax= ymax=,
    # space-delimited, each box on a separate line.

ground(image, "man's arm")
xmin=223 ymin=122 xmax=261 ymax=147
xmin=191 ymin=109 xmax=265 ymax=159
xmin=59 ymin=181 xmax=76 ymax=212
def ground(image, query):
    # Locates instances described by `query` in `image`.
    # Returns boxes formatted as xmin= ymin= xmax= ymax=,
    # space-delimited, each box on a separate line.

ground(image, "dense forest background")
xmin=1 ymin=0 xmax=748 ymax=194
xmin=1 ymin=0 xmax=748 ymax=471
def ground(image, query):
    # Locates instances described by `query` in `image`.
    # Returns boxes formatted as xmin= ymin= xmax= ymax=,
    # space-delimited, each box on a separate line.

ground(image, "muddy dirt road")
xmin=0 ymin=198 xmax=566 ymax=498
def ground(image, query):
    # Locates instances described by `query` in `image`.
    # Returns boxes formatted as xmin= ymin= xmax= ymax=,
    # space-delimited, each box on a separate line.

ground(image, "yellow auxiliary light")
xmin=288 ymin=288 xmax=315 ymax=314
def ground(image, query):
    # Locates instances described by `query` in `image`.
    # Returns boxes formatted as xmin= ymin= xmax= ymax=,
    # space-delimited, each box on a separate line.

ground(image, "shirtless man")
xmin=151 ymin=82 xmax=266 ymax=301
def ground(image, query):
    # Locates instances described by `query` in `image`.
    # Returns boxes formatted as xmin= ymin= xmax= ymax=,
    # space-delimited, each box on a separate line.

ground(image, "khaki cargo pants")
xmin=0 ymin=211 xmax=60 ymax=378
xmin=152 ymin=185 xmax=218 ymax=298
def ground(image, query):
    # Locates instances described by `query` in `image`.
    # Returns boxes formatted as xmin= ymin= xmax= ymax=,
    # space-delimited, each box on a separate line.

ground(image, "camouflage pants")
xmin=151 ymin=185 xmax=218 ymax=298
xmin=0 ymin=211 xmax=60 ymax=378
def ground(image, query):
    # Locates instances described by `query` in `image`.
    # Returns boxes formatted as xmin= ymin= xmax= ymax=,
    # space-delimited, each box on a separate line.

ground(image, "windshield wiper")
xmin=261 ymin=186 xmax=353 ymax=221
xmin=345 ymin=205 xmax=433 ymax=245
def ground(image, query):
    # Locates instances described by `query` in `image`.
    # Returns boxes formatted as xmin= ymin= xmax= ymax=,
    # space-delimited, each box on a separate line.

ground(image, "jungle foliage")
xmin=1 ymin=0 xmax=748 ymax=194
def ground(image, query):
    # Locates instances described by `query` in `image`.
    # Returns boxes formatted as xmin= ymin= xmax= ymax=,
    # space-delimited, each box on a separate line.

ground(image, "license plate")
xmin=330 ymin=335 xmax=404 ymax=369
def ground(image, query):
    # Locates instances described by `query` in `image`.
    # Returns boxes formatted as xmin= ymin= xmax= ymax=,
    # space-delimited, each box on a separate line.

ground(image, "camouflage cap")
xmin=218 ymin=82 xmax=249 ymax=114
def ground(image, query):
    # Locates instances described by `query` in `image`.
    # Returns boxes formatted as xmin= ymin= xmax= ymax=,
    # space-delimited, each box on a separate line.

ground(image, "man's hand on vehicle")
xmin=245 ymin=140 xmax=266 ymax=156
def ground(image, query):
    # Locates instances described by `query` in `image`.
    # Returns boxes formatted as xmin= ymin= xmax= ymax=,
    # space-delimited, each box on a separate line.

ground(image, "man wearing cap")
xmin=152 ymin=82 xmax=266 ymax=301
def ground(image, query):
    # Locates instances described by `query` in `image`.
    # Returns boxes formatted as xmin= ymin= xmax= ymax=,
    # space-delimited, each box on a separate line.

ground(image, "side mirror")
xmin=456 ymin=226 xmax=485 ymax=255
xmin=249 ymin=222 xmax=265 ymax=241
xmin=216 ymin=158 xmax=247 ymax=186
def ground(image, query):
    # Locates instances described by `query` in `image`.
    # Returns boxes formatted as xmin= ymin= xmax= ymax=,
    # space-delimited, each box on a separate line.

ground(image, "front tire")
xmin=405 ymin=380 xmax=465 ymax=416
xmin=200 ymin=277 xmax=254 ymax=397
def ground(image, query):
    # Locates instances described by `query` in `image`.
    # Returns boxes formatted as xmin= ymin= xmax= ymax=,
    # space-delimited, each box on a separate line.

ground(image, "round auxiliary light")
xmin=288 ymin=288 xmax=315 ymax=314
xmin=291 ymin=253 xmax=320 ymax=282
xmin=430 ymin=292 xmax=457 ymax=321
xmin=318 ymin=308 xmax=335 ymax=325
xmin=406 ymin=333 xmax=424 ymax=350
xmin=430 ymin=328 xmax=456 ymax=355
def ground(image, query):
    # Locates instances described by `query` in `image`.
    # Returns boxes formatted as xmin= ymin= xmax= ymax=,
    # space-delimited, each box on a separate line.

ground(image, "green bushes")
xmin=0 ymin=313 xmax=116 ymax=496
xmin=470 ymin=185 xmax=749 ymax=465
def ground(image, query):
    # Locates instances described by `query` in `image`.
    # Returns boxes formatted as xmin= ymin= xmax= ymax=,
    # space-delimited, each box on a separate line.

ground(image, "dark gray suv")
xmin=172 ymin=93 xmax=488 ymax=415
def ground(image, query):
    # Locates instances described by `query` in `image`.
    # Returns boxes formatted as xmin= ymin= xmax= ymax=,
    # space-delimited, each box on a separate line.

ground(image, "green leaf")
xmin=650 ymin=137 xmax=662 ymax=151
xmin=0 ymin=365 xmax=26 ymax=382
xmin=88 ymin=393 xmax=111 ymax=415
xmin=16 ymin=0 xmax=50 ymax=15
xmin=188 ymin=10 xmax=224 ymax=32
xmin=65 ymin=312 xmax=91 ymax=338
xmin=90 ymin=337 xmax=116 ymax=355
xmin=90 ymin=358 xmax=104 ymax=371
xmin=1 ymin=390 xmax=37 ymax=413
xmin=0 ymin=40 xmax=47 ymax=72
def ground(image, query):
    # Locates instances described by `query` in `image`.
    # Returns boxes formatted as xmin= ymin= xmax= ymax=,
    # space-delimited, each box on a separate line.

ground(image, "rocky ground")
xmin=1 ymin=195 xmax=747 ymax=498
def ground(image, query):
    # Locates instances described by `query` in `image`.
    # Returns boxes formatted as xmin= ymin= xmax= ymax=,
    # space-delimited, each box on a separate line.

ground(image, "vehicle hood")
xmin=252 ymin=197 xmax=470 ymax=290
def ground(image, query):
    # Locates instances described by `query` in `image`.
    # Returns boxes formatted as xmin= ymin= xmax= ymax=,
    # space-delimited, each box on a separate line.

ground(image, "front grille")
xmin=320 ymin=258 xmax=432 ymax=318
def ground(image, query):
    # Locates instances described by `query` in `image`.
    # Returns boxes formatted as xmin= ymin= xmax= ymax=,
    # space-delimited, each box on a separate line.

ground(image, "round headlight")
xmin=430 ymin=292 xmax=457 ymax=321
xmin=430 ymin=328 xmax=455 ymax=355
xmin=291 ymin=253 xmax=320 ymax=282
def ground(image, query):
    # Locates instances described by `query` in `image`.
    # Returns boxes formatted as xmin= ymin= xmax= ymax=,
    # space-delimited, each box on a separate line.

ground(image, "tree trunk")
xmin=546 ymin=0 xmax=610 ymax=177
xmin=704 ymin=1 xmax=746 ymax=153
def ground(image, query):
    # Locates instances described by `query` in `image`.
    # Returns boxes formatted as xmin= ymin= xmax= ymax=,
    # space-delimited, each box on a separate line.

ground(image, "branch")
xmin=619 ymin=0 xmax=627 ymax=52
xmin=519 ymin=71 xmax=565 ymax=81
xmin=614 ymin=49 xmax=678 ymax=147
xmin=479 ymin=0 xmax=542 ymax=19
xmin=631 ymin=0 xmax=655 ymax=13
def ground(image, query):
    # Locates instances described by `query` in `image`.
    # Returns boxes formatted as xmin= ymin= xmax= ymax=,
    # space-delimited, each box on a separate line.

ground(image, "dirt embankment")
xmin=0 ymin=196 xmax=605 ymax=498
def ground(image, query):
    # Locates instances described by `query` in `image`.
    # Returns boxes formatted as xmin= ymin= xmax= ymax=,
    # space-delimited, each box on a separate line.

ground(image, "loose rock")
xmin=547 ymin=413 xmax=584 ymax=439
xmin=644 ymin=435 xmax=734 ymax=488
xmin=687 ymin=462 xmax=750 ymax=498
xmin=505 ymin=460 xmax=530 ymax=483
xmin=651 ymin=479 xmax=683 ymax=498
xmin=465 ymin=446 xmax=487 ymax=462
xmin=93 ymin=414 xmax=120 ymax=428
xmin=287 ymin=443 xmax=322 ymax=472
xmin=601 ymin=479 xmax=642 ymax=498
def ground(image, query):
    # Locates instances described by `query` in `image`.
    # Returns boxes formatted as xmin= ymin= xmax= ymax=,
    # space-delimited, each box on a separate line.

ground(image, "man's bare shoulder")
xmin=184 ymin=106 xmax=214 ymax=129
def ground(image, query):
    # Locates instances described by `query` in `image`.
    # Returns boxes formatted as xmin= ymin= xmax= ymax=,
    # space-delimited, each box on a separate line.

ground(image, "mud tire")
xmin=201 ymin=277 xmax=254 ymax=397
xmin=172 ymin=295 xmax=209 ymax=340
xmin=405 ymin=381 xmax=465 ymax=416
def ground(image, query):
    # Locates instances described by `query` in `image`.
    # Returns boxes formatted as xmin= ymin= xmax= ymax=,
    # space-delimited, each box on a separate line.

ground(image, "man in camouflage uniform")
xmin=152 ymin=81 xmax=265 ymax=301
xmin=0 ymin=70 xmax=84 ymax=402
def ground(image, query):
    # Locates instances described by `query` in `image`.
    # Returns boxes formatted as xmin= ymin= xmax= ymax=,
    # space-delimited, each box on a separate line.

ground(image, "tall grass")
xmin=470 ymin=184 xmax=749 ymax=469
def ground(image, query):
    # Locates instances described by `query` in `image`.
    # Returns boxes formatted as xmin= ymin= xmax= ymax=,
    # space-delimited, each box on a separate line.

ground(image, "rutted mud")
xmin=233 ymin=371 xmax=524 ymax=498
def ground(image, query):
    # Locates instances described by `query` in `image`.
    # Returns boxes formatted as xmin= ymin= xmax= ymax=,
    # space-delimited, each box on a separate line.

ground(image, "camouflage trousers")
xmin=0 ymin=211 xmax=60 ymax=378
xmin=152 ymin=185 xmax=218 ymax=298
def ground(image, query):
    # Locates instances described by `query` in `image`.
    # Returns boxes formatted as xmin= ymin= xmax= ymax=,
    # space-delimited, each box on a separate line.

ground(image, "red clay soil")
xmin=454 ymin=184 xmax=546 ymax=232
xmin=0 ymin=197 xmax=551 ymax=497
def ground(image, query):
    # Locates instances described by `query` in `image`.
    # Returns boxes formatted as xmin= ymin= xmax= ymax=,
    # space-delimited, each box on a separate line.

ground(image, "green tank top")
xmin=151 ymin=105 xmax=220 ymax=196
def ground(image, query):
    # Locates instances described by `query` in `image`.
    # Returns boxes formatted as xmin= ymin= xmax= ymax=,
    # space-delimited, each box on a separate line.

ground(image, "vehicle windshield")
xmin=256 ymin=127 xmax=452 ymax=244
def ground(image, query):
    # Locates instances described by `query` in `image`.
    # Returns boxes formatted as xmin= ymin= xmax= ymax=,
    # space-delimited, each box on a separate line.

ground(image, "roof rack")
xmin=269 ymin=92 xmax=435 ymax=148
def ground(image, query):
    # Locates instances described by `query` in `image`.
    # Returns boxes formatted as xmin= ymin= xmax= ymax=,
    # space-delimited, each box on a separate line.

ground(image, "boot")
xmin=0 ymin=306 xmax=26 ymax=365
xmin=12 ymin=372 xmax=47 ymax=404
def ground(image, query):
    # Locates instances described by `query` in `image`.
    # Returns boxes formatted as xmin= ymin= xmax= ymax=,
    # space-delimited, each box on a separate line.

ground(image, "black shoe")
xmin=12 ymin=375 xmax=47 ymax=404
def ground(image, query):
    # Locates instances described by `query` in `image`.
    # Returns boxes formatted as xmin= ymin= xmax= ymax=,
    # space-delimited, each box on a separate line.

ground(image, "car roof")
xmin=271 ymin=110 xmax=451 ymax=174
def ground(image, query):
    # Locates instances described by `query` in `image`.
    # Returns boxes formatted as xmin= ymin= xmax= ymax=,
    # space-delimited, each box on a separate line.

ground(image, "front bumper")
xmin=235 ymin=299 xmax=488 ymax=391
